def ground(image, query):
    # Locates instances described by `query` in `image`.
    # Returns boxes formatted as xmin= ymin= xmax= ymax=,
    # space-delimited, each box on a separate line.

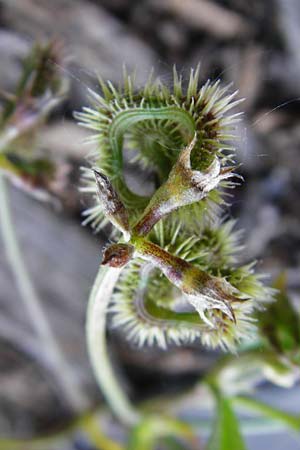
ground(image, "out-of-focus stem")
xmin=233 ymin=395 xmax=300 ymax=431
xmin=82 ymin=414 xmax=124 ymax=450
xmin=86 ymin=265 xmax=141 ymax=426
xmin=0 ymin=409 xmax=124 ymax=450
xmin=0 ymin=174 xmax=88 ymax=413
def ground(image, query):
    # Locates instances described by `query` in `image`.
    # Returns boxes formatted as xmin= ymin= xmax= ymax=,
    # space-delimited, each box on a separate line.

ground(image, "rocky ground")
xmin=0 ymin=0 xmax=300 ymax=448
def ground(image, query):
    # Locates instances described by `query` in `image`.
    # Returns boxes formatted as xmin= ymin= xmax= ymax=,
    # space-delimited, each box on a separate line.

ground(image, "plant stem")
xmin=86 ymin=265 xmax=141 ymax=426
xmin=82 ymin=414 xmax=124 ymax=450
xmin=0 ymin=174 xmax=88 ymax=413
xmin=233 ymin=396 xmax=300 ymax=431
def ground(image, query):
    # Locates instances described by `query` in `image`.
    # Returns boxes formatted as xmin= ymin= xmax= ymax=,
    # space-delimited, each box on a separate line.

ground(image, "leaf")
xmin=206 ymin=393 xmax=247 ymax=450
xmin=126 ymin=418 xmax=155 ymax=450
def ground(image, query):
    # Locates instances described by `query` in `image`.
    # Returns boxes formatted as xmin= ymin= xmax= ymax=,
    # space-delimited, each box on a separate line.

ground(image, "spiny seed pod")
xmin=77 ymin=65 xmax=242 ymax=232
xmin=79 ymin=67 xmax=273 ymax=351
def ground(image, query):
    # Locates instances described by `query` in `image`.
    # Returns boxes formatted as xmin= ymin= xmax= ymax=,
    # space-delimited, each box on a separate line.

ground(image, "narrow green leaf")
xmin=206 ymin=394 xmax=247 ymax=450
xmin=126 ymin=417 xmax=155 ymax=450
xmin=233 ymin=396 xmax=300 ymax=432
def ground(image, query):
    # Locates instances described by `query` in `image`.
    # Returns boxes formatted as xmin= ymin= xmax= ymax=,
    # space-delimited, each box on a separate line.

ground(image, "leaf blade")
xmin=206 ymin=394 xmax=247 ymax=450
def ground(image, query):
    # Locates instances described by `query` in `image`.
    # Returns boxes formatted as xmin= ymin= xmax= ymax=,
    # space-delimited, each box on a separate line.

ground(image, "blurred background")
xmin=0 ymin=0 xmax=300 ymax=449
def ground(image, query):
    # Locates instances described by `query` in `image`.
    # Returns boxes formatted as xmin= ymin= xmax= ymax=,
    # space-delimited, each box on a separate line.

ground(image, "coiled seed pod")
xmin=78 ymin=67 xmax=273 ymax=351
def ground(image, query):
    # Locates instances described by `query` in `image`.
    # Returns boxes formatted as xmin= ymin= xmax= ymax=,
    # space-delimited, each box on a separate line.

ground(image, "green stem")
xmin=86 ymin=265 xmax=141 ymax=426
xmin=81 ymin=414 xmax=124 ymax=450
xmin=233 ymin=396 xmax=300 ymax=431
xmin=0 ymin=175 xmax=88 ymax=412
